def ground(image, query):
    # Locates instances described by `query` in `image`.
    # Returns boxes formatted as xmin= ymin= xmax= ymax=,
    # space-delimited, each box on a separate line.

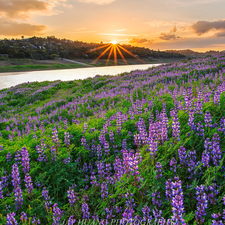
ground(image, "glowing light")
xmin=111 ymin=40 xmax=117 ymax=45
xmin=91 ymin=42 xmax=145 ymax=66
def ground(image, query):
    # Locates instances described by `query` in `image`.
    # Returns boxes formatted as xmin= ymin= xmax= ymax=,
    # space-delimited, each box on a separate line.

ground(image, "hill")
xmin=0 ymin=55 xmax=224 ymax=224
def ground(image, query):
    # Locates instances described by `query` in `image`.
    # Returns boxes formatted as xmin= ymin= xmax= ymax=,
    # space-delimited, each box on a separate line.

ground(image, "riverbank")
xmin=0 ymin=57 xmax=181 ymax=73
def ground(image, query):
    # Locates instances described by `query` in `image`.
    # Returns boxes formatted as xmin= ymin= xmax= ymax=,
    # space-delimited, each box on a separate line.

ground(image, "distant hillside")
xmin=0 ymin=36 xmax=185 ymax=60
xmin=165 ymin=49 xmax=224 ymax=57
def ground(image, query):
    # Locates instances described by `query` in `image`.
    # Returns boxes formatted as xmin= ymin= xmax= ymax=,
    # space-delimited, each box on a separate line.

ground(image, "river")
xmin=0 ymin=64 xmax=161 ymax=90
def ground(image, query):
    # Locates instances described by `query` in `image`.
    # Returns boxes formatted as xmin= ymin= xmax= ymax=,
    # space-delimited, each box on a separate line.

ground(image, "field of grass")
xmin=0 ymin=55 xmax=224 ymax=224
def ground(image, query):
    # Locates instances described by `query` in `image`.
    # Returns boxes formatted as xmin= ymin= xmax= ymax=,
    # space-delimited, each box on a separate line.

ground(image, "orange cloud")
xmin=191 ymin=19 xmax=225 ymax=35
xmin=0 ymin=0 xmax=68 ymax=20
xmin=0 ymin=18 xmax=46 ymax=36
xmin=159 ymin=33 xmax=180 ymax=40
xmin=77 ymin=0 xmax=117 ymax=4
xmin=129 ymin=38 xmax=152 ymax=44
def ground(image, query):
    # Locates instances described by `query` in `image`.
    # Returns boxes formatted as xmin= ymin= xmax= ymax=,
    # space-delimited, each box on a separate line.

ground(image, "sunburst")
xmin=90 ymin=42 xmax=145 ymax=66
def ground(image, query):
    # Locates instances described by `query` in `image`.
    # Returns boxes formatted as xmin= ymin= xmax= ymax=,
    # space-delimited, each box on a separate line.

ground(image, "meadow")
xmin=0 ymin=55 xmax=224 ymax=224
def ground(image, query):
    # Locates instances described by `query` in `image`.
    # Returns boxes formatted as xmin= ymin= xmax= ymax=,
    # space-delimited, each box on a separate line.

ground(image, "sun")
xmin=111 ymin=40 xmax=117 ymax=45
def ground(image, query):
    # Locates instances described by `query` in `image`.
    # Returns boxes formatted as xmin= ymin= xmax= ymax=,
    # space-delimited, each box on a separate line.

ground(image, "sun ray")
xmin=116 ymin=45 xmax=128 ymax=65
xmin=87 ymin=43 xmax=111 ymax=53
xmin=118 ymin=45 xmax=145 ymax=63
xmin=113 ymin=45 xmax=117 ymax=65
xmin=106 ymin=45 xmax=114 ymax=65
xmin=92 ymin=44 xmax=112 ymax=64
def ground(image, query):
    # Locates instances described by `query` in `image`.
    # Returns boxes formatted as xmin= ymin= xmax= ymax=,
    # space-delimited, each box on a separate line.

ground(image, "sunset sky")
xmin=1 ymin=0 xmax=225 ymax=51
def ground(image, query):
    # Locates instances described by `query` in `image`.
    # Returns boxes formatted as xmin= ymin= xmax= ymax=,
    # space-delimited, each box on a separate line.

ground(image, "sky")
xmin=1 ymin=0 xmax=225 ymax=51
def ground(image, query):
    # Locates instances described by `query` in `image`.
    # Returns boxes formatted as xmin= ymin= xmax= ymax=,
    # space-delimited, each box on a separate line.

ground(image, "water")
xmin=0 ymin=64 xmax=161 ymax=90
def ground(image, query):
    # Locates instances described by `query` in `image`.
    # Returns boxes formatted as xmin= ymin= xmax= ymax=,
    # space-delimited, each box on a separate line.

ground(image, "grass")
xmin=0 ymin=63 xmax=87 ymax=72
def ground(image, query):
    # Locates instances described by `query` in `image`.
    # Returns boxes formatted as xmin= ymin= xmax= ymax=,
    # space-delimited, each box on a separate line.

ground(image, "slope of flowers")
xmin=0 ymin=55 xmax=225 ymax=224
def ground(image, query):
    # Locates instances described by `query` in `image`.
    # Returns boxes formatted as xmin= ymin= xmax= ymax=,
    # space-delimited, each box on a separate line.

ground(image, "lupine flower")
xmin=31 ymin=217 xmax=41 ymax=224
xmin=211 ymin=213 xmax=223 ymax=225
xmin=52 ymin=127 xmax=59 ymax=146
xmin=195 ymin=185 xmax=208 ymax=223
xmin=0 ymin=145 xmax=3 ymax=151
xmin=171 ymin=109 xmax=180 ymax=141
xmin=6 ymin=212 xmax=18 ymax=225
xmin=51 ymin=146 xmax=57 ymax=161
xmin=24 ymin=173 xmax=33 ymax=195
xmin=188 ymin=109 xmax=196 ymax=130
xmin=11 ymin=163 xmax=20 ymax=189
xmin=170 ymin=157 xmax=177 ymax=174
xmin=42 ymin=187 xmax=52 ymax=210
xmin=155 ymin=162 xmax=163 ymax=179
xmin=14 ymin=186 xmax=23 ymax=210
xmin=64 ymin=132 xmax=70 ymax=146
xmin=68 ymin=215 xmax=76 ymax=225
xmin=82 ymin=202 xmax=90 ymax=219
xmin=6 ymin=152 xmax=12 ymax=162
xmin=20 ymin=212 xmax=28 ymax=222
xmin=204 ymin=110 xmax=212 ymax=127
xmin=21 ymin=147 xmax=30 ymax=174
xmin=53 ymin=203 xmax=63 ymax=225
xmin=211 ymin=133 xmax=221 ymax=167
xmin=171 ymin=177 xmax=185 ymax=224
xmin=101 ymin=182 xmax=108 ymax=199
xmin=142 ymin=205 xmax=152 ymax=222
xmin=67 ymin=187 xmax=78 ymax=207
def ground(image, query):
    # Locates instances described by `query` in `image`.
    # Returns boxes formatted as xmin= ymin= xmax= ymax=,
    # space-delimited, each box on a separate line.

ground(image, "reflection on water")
xmin=0 ymin=64 xmax=161 ymax=90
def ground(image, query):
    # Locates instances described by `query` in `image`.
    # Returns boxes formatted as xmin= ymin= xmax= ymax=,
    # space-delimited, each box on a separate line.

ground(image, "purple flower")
xmin=101 ymin=182 xmax=108 ymax=199
xmin=68 ymin=215 xmax=76 ymax=225
xmin=82 ymin=202 xmax=90 ymax=219
xmin=42 ymin=187 xmax=52 ymax=210
xmin=24 ymin=173 xmax=33 ymax=195
xmin=53 ymin=203 xmax=63 ymax=225
xmin=6 ymin=212 xmax=18 ymax=225
xmin=67 ymin=187 xmax=78 ymax=207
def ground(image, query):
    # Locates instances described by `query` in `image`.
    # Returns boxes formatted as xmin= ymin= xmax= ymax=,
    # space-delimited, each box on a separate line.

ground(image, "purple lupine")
xmin=51 ymin=146 xmax=57 ymax=161
xmin=97 ymin=144 xmax=102 ymax=160
xmin=0 ymin=181 xmax=3 ymax=199
xmin=63 ymin=155 xmax=71 ymax=164
xmin=171 ymin=109 xmax=180 ymax=141
xmin=24 ymin=173 xmax=33 ymax=195
xmin=211 ymin=213 xmax=223 ymax=225
xmin=52 ymin=127 xmax=59 ymax=146
xmin=211 ymin=133 xmax=221 ymax=167
xmin=188 ymin=109 xmax=196 ymax=130
xmin=148 ymin=136 xmax=158 ymax=160
xmin=11 ymin=163 xmax=20 ymax=189
xmin=101 ymin=182 xmax=108 ymax=199
xmin=214 ymin=91 xmax=220 ymax=105
xmin=122 ymin=191 xmax=136 ymax=224
xmin=152 ymin=191 xmax=163 ymax=222
xmin=202 ymin=150 xmax=210 ymax=168
xmin=42 ymin=187 xmax=52 ymax=211
xmin=165 ymin=179 xmax=173 ymax=202
xmin=142 ymin=205 xmax=152 ymax=222
xmin=6 ymin=212 xmax=18 ymax=225
xmin=171 ymin=177 xmax=185 ymax=224
xmin=82 ymin=202 xmax=90 ymax=219
xmin=53 ymin=203 xmax=63 ymax=225
xmin=104 ymin=141 xmax=110 ymax=156
xmin=20 ymin=212 xmax=28 ymax=222
xmin=21 ymin=147 xmax=30 ymax=174
xmin=109 ymin=130 xmax=114 ymax=143
xmin=196 ymin=121 xmax=205 ymax=138
xmin=64 ymin=132 xmax=70 ymax=146
xmin=36 ymin=143 xmax=48 ymax=162
xmin=31 ymin=217 xmax=41 ymax=224
xmin=170 ymin=157 xmax=177 ymax=175
xmin=155 ymin=162 xmax=163 ymax=179
xmin=68 ymin=215 xmax=76 ymax=225
xmin=0 ymin=145 xmax=3 ymax=151
xmin=105 ymin=207 xmax=115 ymax=220
xmin=81 ymin=136 xmax=86 ymax=146
xmin=204 ymin=110 xmax=212 ymax=128
xmin=67 ymin=187 xmax=78 ymax=207
xmin=14 ymin=186 xmax=23 ymax=210
xmin=206 ymin=183 xmax=219 ymax=205
xmin=6 ymin=152 xmax=12 ymax=162
xmin=178 ymin=146 xmax=187 ymax=166
xmin=195 ymin=185 xmax=208 ymax=224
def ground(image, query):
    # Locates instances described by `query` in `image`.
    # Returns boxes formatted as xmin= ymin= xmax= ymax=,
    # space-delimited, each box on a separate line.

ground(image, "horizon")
xmin=1 ymin=36 xmax=225 ymax=54
xmin=1 ymin=0 xmax=225 ymax=52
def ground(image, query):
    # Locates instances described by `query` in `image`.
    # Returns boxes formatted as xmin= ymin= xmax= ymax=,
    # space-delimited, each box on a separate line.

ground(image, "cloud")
xmin=214 ymin=31 xmax=225 ymax=37
xmin=191 ymin=19 xmax=225 ymax=35
xmin=146 ymin=20 xmax=190 ymax=28
xmin=77 ymin=0 xmax=117 ymax=5
xmin=0 ymin=0 xmax=68 ymax=20
xmin=170 ymin=26 xmax=177 ymax=33
xmin=159 ymin=33 xmax=180 ymax=40
xmin=0 ymin=17 xmax=46 ymax=36
xmin=129 ymin=38 xmax=152 ymax=44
